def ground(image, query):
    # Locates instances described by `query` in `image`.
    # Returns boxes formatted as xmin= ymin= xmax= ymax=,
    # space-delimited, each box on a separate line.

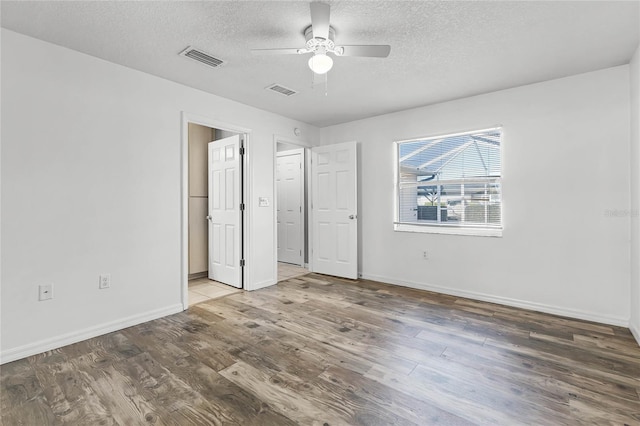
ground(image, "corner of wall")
xmin=629 ymin=42 xmax=640 ymax=346
xmin=630 ymin=322 xmax=640 ymax=347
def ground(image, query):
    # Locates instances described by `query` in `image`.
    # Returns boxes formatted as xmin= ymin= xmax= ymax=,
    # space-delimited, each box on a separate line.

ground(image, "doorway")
xmin=275 ymin=139 xmax=310 ymax=282
xmin=273 ymin=139 xmax=360 ymax=283
xmin=181 ymin=113 xmax=251 ymax=309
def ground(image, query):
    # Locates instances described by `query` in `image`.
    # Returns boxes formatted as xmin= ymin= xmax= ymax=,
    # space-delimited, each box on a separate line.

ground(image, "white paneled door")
xmin=311 ymin=141 xmax=358 ymax=279
xmin=208 ymin=135 xmax=242 ymax=288
xmin=277 ymin=149 xmax=304 ymax=266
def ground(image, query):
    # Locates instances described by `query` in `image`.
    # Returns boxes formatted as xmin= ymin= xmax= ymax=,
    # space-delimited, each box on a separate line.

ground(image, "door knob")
xmin=349 ymin=214 xmax=356 ymax=220
xmin=206 ymin=215 xmax=212 ymax=221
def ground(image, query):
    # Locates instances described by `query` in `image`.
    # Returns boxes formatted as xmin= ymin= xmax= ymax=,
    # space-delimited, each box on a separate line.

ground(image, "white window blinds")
xmin=396 ymin=128 xmax=502 ymax=229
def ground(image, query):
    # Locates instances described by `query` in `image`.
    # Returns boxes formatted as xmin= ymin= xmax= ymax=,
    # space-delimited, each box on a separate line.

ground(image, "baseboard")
xmin=360 ymin=273 xmax=629 ymax=328
xmin=188 ymin=271 xmax=208 ymax=280
xmin=630 ymin=322 xmax=640 ymax=347
xmin=0 ymin=304 xmax=184 ymax=365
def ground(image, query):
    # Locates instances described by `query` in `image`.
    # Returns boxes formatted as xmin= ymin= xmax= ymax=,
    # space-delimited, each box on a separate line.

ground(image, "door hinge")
xmin=240 ymin=203 xmax=245 ymax=211
xmin=239 ymin=147 xmax=245 ymax=155
xmin=240 ymin=259 xmax=245 ymax=267
xmin=299 ymin=206 xmax=302 ymax=212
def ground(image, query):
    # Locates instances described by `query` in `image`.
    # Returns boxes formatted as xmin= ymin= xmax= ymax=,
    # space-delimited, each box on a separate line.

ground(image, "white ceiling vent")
xmin=179 ymin=46 xmax=225 ymax=68
xmin=266 ymin=84 xmax=298 ymax=97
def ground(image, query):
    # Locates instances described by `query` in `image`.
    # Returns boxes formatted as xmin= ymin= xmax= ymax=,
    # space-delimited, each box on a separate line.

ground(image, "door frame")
xmin=273 ymin=136 xmax=311 ymax=278
xmin=181 ymin=112 xmax=252 ymax=310
xmin=276 ymin=147 xmax=305 ymax=267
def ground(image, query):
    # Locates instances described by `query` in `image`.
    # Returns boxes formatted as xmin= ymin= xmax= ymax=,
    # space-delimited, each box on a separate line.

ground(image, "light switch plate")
xmin=259 ymin=197 xmax=270 ymax=207
xmin=39 ymin=284 xmax=53 ymax=301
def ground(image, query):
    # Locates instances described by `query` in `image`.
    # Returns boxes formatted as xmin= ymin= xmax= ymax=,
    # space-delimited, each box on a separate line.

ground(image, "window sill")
xmin=394 ymin=223 xmax=503 ymax=237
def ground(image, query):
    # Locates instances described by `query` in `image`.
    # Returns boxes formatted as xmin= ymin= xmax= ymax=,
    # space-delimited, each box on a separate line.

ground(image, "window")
xmin=395 ymin=128 xmax=502 ymax=236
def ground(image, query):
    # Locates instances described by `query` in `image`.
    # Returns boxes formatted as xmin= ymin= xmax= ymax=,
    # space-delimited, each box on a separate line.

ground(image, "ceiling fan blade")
xmin=251 ymin=48 xmax=302 ymax=55
xmin=310 ymin=2 xmax=330 ymax=40
xmin=338 ymin=45 xmax=391 ymax=58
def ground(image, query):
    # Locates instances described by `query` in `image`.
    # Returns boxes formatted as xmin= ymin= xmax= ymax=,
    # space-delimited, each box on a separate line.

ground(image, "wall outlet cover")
xmin=99 ymin=273 xmax=111 ymax=289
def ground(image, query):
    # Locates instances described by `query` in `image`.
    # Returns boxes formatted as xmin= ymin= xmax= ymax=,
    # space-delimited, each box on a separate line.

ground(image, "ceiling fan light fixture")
xmin=308 ymin=53 xmax=333 ymax=74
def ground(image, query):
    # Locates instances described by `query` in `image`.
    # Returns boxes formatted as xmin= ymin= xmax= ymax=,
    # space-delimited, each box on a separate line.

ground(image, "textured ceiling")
xmin=2 ymin=1 xmax=639 ymax=127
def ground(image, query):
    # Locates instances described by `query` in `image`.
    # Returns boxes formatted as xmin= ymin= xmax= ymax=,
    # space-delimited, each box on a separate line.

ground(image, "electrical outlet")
xmin=99 ymin=273 xmax=111 ymax=289
xmin=423 ymin=250 xmax=429 ymax=260
xmin=39 ymin=284 xmax=53 ymax=301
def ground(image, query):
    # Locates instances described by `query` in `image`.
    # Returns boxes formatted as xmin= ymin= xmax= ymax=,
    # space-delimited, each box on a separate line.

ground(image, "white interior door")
xmin=311 ymin=141 xmax=358 ymax=279
xmin=277 ymin=149 xmax=304 ymax=266
xmin=208 ymin=135 xmax=242 ymax=288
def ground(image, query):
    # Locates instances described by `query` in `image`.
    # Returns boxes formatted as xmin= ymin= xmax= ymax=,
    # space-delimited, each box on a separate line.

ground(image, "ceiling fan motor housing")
xmin=304 ymin=25 xmax=341 ymax=56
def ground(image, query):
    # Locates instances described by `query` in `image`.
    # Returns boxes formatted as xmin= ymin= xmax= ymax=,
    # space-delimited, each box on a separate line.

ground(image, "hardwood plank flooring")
xmin=2 ymin=274 xmax=639 ymax=425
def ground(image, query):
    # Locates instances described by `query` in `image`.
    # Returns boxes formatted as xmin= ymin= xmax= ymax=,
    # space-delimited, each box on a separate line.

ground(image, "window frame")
xmin=393 ymin=127 xmax=504 ymax=237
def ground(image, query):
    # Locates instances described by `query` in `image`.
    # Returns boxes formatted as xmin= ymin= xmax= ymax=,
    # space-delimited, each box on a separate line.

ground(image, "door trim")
xmin=273 ymin=136 xmax=311 ymax=280
xmin=181 ymin=112 xmax=252 ymax=310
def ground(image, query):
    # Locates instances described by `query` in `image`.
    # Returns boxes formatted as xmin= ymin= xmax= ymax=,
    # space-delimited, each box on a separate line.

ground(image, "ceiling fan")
xmin=251 ymin=2 xmax=391 ymax=75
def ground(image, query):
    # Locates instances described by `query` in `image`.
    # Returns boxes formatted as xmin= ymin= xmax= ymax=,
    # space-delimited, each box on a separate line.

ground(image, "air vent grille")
xmin=179 ymin=46 xmax=225 ymax=68
xmin=266 ymin=84 xmax=298 ymax=97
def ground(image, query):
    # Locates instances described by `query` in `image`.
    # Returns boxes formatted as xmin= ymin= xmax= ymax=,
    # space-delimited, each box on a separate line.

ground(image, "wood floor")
xmin=2 ymin=274 xmax=639 ymax=425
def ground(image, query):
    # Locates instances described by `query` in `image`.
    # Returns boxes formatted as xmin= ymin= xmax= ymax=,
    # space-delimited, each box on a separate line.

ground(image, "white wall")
xmin=0 ymin=29 xmax=318 ymax=363
xmin=630 ymin=44 xmax=640 ymax=343
xmin=321 ymin=66 xmax=631 ymax=326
